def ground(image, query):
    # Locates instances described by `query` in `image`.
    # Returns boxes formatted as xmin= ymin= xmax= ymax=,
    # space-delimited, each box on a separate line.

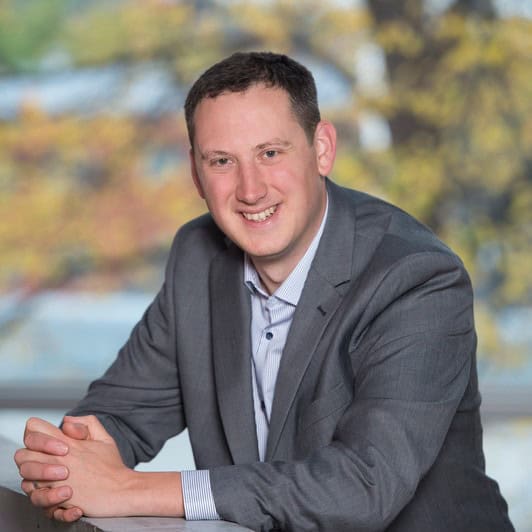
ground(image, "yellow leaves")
xmin=0 ymin=178 xmax=82 ymax=287
xmin=439 ymin=14 xmax=532 ymax=77
xmin=331 ymin=4 xmax=531 ymax=328
xmin=171 ymin=17 xmax=223 ymax=85
xmin=65 ymin=1 xmax=195 ymax=64
xmin=0 ymin=0 xmax=529 ymax=361
xmin=319 ymin=7 xmax=370 ymax=36
xmin=499 ymin=16 xmax=532 ymax=60
xmin=474 ymin=303 xmax=503 ymax=362
xmin=227 ymin=2 xmax=291 ymax=48
xmin=521 ymin=112 xmax=532 ymax=151
xmin=443 ymin=34 xmax=490 ymax=74
xmin=375 ymin=21 xmax=424 ymax=57
xmin=500 ymin=238 xmax=532 ymax=305
xmin=333 ymin=150 xmax=388 ymax=199
xmin=510 ymin=183 xmax=532 ymax=226
xmin=474 ymin=302 xmax=525 ymax=365
xmin=78 ymin=173 xmax=197 ymax=263
xmin=0 ymin=109 xmax=202 ymax=291
xmin=226 ymin=0 xmax=369 ymax=54
xmin=388 ymin=148 xmax=447 ymax=222
xmin=121 ymin=1 xmax=192 ymax=58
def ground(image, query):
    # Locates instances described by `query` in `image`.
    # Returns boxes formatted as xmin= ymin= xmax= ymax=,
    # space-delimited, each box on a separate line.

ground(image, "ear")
xmin=313 ymin=120 xmax=337 ymax=177
xmin=189 ymin=148 xmax=206 ymax=199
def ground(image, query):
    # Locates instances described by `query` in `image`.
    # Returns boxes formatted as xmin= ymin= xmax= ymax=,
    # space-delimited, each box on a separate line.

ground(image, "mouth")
xmin=241 ymin=205 xmax=277 ymax=222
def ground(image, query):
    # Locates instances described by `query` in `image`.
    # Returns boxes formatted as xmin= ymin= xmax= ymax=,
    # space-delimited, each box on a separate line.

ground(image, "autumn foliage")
xmin=0 ymin=0 xmax=530 ymax=361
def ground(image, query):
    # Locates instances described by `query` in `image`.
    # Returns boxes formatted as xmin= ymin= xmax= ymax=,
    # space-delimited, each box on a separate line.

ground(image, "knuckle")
xmin=30 ymin=490 xmax=42 ymax=507
xmin=65 ymin=508 xmax=81 ymax=522
xmin=23 ymin=431 xmax=35 ymax=449
xmin=18 ymin=462 xmax=30 ymax=478
xmin=13 ymin=448 xmax=24 ymax=465
xmin=42 ymin=464 xmax=59 ymax=479
xmin=26 ymin=417 xmax=39 ymax=430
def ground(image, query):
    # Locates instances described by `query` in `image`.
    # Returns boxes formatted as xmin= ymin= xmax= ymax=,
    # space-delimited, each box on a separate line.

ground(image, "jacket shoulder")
xmin=334 ymin=184 xmax=460 ymax=262
xmin=161 ymin=213 xmax=229 ymax=283
xmin=171 ymin=213 xmax=226 ymax=253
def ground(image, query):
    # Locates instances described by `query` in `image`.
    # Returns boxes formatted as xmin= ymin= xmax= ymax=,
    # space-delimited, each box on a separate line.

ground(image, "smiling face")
xmin=190 ymin=84 xmax=336 ymax=291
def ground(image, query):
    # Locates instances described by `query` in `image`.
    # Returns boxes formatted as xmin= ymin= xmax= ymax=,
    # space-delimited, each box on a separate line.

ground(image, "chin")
xmin=237 ymin=239 xmax=282 ymax=257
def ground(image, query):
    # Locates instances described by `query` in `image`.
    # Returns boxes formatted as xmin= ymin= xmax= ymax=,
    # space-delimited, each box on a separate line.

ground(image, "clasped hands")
xmin=13 ymin=415 xmax=135 ymax=522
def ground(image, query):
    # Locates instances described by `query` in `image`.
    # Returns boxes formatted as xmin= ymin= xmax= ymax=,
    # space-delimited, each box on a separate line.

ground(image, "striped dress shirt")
xmin=182 ymin=198 xmax=329 ymax=520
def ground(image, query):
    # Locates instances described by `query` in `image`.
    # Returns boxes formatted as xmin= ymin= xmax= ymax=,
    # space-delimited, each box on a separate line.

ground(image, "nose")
xmin=235 ymin=162 xmax=267 ymax=204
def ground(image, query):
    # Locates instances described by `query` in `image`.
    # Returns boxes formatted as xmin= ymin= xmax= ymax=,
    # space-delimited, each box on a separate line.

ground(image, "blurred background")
xmin=0 ymin=0 xmax=530 ymax=528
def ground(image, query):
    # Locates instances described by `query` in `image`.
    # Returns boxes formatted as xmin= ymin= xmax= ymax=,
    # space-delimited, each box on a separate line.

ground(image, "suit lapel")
xmin=266 ymin=181 xmax=356 ymax=460
xmin=210 ymin=243 xmax=260 ymax=464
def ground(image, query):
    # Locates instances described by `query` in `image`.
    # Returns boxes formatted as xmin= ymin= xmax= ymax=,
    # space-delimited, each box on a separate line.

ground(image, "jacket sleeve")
xmin=210 ymin=252 xmax=476 ymax=531
xmin=66 ymin=233 xmax=183 ymax=468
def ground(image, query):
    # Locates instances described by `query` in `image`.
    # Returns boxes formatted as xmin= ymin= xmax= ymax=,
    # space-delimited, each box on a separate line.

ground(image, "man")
xmin=15 ymin=52 xmax=513 ymax=531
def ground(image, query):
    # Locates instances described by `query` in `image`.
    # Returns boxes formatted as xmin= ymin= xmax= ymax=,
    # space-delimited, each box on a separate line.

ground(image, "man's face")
xmin=190 ymin=84 xmax=336 ymax=282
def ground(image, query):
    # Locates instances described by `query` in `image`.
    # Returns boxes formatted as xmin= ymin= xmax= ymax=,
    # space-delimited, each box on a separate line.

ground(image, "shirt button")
xmin=265 ymin=331 xmax=273 ymax=340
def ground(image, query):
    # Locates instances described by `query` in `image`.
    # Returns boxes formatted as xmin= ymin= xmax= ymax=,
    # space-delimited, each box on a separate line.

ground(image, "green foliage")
xmin=0 ymin=0 xmax=67 ymax=72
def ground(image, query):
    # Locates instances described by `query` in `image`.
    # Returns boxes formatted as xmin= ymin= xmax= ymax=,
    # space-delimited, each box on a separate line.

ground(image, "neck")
xmin=252 ymin=260 xmax=294 ymax=295
xmin=251 ymin=190 xmax=328 ymax=295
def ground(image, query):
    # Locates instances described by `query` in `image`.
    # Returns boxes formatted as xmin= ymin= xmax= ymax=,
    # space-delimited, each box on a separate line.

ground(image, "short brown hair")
xmin=184 ymin=51 xmax=321 ymax=146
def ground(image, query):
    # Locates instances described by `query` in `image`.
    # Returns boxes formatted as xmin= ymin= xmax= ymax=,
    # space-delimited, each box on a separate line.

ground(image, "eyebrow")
xmin=256 ymin=139 xmax=293 ymax=150
xmin=200 ymin=150 xmax=231 ymax=161
xmin=199 ymin=139 xmax=293 ymax=160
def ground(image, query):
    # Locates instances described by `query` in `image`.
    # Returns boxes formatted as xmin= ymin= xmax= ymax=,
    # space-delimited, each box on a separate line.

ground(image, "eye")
xmin=263 ymin=149 xmax=277 ymax=159
xmin=211 ymin=157 xmax=230 ymax=167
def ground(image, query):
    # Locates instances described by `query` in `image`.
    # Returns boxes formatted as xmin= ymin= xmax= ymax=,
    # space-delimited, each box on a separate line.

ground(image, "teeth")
xmin=242 ymin=206 xmax=276 ymax=222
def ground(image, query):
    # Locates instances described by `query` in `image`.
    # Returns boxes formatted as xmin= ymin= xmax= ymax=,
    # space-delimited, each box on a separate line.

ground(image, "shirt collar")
xmin=244 ymin=193 xmax=329 ymax=306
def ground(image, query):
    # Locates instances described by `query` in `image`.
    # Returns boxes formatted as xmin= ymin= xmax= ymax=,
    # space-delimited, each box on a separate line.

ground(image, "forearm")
xmin=211 ymin=444 xmax=411 ymax=531
xmin=114 ymin=470 xmax=184 ymax=518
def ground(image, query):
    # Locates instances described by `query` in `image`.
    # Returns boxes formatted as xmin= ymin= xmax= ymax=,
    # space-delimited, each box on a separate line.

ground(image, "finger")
xmin=21 ymin=479 xmax=31 ymax=494
xmin=43 ymin=503 xmax=76 ymax=520
xmin=50 ymin=506 xmax=83 ymax=522
xmin=22 ymin=430 xmax=69 ymax=455
xmin=15 ymin=447 xmax=63 ymax=466
xmin=61 ymin=421 xmax=90 ymax=441
xmin=21 ymin=479 xmax=53 ymax=494
xmin=18 ymin=461 xmax=68 ymax=482
xmin=30 ymin=485 xmax=72 ymax=509
xmin=25 ymin=417 xmax=65 ymax=439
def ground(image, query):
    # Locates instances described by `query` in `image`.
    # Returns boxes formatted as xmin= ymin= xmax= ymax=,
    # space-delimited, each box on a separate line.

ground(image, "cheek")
xmin=201 ymin=181 xmax=234 ymax=211
xmin=193 ymin=180 xmax=206 ymax=199
xmin=268 ymin=166 xmax=303 ymax=192
xmin=278 ymin=170 xmax=321 ymax=202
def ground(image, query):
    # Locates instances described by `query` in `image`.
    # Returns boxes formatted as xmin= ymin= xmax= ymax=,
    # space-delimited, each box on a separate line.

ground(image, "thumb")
xmin=62 ymin=415 xmax=114 ymax=443
xmin=62 ymin=420 xmax=90 ymax=441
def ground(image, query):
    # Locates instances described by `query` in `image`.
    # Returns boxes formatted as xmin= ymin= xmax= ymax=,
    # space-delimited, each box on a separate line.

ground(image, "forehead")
xmin=196 ymin=85 xmax=293 ymax=119
xmin=193 ymin=85 xmax=301 ymax=147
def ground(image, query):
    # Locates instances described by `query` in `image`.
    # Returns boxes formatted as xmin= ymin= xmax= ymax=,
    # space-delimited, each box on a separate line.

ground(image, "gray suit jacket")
xmin=69 ymin=180 xmax=513 ymax=531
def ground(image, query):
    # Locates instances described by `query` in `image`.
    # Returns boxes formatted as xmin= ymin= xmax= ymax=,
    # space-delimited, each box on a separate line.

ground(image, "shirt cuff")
xmin=181 ymin=469 xmax=221 ymax=520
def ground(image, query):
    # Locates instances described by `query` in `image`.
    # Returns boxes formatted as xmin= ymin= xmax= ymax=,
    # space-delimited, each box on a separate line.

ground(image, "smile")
xmin=242 ymin=206 xmax=277 ymax=222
